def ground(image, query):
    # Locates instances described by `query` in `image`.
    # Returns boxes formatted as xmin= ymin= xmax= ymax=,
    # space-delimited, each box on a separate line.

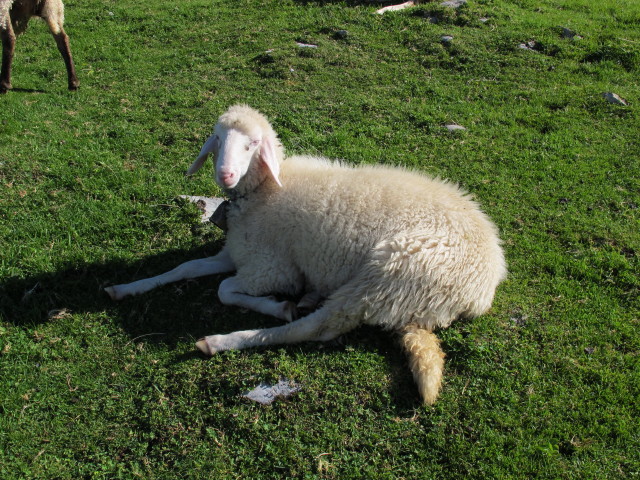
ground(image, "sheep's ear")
xmin=259 ymin=136 xmax=282 ymax=187
xmin=187 ymin=134 xmax=219 ymax=176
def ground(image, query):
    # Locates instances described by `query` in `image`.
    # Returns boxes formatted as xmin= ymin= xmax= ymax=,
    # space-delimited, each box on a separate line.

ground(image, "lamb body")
xmin=226 ymin=155 xmax=504 ymax=332
xmin=106 ymin=105 xmax=506 ymax=404
xmin=0 ymin=0 xmax=78 ymax=93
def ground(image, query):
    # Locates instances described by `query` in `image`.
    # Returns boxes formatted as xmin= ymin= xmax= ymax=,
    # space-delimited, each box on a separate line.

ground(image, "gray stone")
xmin=603 ymin=92 xmax=628 ymax=106
xmin=561 ymin=27 xmax=582 ymax=40
xmin=440 ymin=0 xmax=466 ymax=8
xmin=518 ymin=41 xmax=538 ymax=52
xmin=179 ymin=195 xmax=226 ymax=223
xmin=445 ymin=124 xmax=466 ymax=132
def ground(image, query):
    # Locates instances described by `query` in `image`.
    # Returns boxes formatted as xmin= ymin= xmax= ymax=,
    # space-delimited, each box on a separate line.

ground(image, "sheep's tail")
xmin=401 ymin=324 xmax=446 ymax=405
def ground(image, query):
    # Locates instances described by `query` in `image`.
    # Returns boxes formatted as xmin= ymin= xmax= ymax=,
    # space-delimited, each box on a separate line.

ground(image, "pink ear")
xmin=259 ymin=136 xmax=282 ymax=187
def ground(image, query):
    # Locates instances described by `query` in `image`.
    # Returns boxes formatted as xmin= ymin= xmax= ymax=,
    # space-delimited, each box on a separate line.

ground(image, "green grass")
xmin=1 ymin=0 xmax=639 ymax=478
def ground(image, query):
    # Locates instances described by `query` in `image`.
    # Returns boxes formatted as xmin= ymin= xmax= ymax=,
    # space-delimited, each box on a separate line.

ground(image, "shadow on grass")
xmin=292 ymin=0 xmax=380 ymax=5
xmin=0 ymin=243 xmax=226 ymax=341
xmin=6 ymin=87 xmax=48 ymax=94
xmin=0 ymin=241 xmax=471 ymax=410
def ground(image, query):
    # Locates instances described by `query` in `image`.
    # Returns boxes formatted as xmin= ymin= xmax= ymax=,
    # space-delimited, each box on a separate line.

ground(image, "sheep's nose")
xmin=219 ymin=172 xmax=236 ymax=187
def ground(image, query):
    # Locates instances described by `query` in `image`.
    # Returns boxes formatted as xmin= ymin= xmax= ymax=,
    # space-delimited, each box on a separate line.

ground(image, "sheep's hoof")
xmin=0 ymin=84 xmax=9 ymax=94
xmin=282 ymin=301 xmax=298 ymax=323
xmin=297 ymin=291 xmax=323 ymax=313
xmin=196 ymin=338 xmax=214 ymax=356
xmin=104 ymin=286 xmax=121 ymax=301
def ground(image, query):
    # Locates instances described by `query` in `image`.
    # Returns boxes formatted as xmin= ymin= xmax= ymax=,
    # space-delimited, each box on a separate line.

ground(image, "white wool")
xmin=226 ymin=153 xmax=506 ymax=332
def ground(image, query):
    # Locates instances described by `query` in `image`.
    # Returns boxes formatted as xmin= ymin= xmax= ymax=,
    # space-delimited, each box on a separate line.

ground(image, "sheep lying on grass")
xmin=106 ymin=105 xmax=506 ymax=404
xmin=0 ymin=0 xmax=78 ymax=93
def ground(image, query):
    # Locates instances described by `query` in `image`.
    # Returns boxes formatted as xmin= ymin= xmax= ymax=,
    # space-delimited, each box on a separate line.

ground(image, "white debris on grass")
xmin=376 ymin=1 xmax=415 ymax=14
xmin=518 ymin=41 xmax=539 ymax=51
xmin=376 ymin=0 xmax=465 ymax=14
xmin=243 ymin=379 xmax=302 ymax=405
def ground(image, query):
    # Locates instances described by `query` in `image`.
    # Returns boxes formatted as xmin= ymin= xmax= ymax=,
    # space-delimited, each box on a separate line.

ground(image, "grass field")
xmin=1 ymin=0 xmax=639 ymax=478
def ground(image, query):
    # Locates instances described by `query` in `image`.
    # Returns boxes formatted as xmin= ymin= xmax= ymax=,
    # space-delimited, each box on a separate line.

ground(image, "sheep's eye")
xmin=246 ymin=139 xmax=260 ymax=151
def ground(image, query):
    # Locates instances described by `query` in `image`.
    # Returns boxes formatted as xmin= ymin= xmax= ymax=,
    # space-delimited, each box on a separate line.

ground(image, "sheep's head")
xmin=187 ymin=105 xmax=283 ymax=193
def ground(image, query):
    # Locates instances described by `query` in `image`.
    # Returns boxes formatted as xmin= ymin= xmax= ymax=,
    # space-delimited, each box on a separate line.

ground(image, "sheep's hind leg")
xmin=51 ymin=27 xmax=78 ymax=90
xmin=105 ymin=250 xmax=235 ymax=300
xmin=217 ymin=277 xmax=297 ymax=323
xmin=43 ymin=12 xmax=78 ymax=90
xmin=196 ymin=303 xmax=350 ymax=355
xmin=0 ymin=20 xmax=15 ymax=93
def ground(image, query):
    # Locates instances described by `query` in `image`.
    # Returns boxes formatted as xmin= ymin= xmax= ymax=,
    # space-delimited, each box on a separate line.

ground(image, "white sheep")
xmin=106 ymin=105 xmax=507 ymax=404
xmin=0 ymin=0 xmax=78 ymax=93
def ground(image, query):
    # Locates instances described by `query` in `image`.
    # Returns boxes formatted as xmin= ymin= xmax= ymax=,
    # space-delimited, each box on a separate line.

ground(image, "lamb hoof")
xmin=104 ymin=285 xmax=124 ymax=301
xmin=196 ymin=338 xmax=214 ymax=356
xmin=296 ymin=291 xmax=323 ymax=313
xmin=282 ymin=301 xmax=298 ymax=323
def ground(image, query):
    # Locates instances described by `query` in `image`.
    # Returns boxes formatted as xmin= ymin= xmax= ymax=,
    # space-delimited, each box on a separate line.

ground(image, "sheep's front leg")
xmin=218 ymin=277 xmax=297 ymax=322
xmin=0 ymin=21 xmax=16 ymax=94
xmin=196 ymin=305 xmax=345 ymax=355
xmin=105 ymin=250 xmax=235 ymax=300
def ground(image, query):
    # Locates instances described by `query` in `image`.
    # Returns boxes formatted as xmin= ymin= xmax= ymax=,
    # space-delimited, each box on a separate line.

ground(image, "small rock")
xmin=179 ymin=195 xmax=226 ymax=223
xmin=441 ymin=35 xmax=454 ymax=44
xmin=510 ymin=313 xmax=528 ymax=327
xmin=584 ymin=347 xmax=595 ymax=355
xmin=296 ymin=42 xmax=318 ymax=49
xmin=441 ymin=0 xmax=466 ymax=8
xmin=445 ymin=124 xmax=466 ymax=132
xmin=479 ymin=17 xmax=489 ymax=23
xmin=602 ymin=92 xmax=628 ymax=106
xmin=335 ymin=30 xmax=349 ymax=40
xmin=518 ymin=41 xmax=538 ymax=51
xmin=561 ymin=27 xmax=582 ymax=40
